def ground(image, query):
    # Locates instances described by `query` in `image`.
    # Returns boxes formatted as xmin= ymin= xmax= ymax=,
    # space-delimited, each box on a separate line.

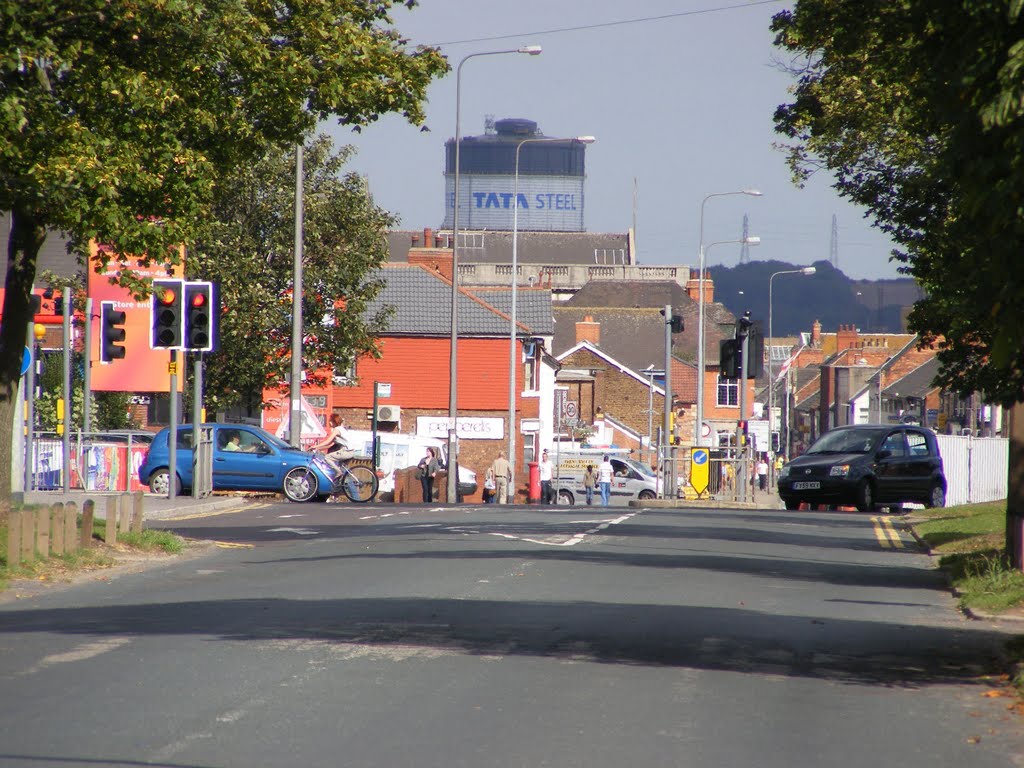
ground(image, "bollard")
xmin=20 ymin=508 xmax=35 ymax=561
xmin=119 ymin=493 xmax=131 ymax=534
xmin=50 ymin=503 xmax=65 ymax=555
xmin=131 ymin=490 xmax=144 ymax=534
xmin=7 ymin=511 xmax=22 ymax=565
xmin=36 ymin=507 xmax=50 ymax=558
xmin=64 ymin=502 xmax=78 ymax=552
xmin=105 ymin=497 xmax=118 ymax=545
xmin=81 ymin=499 xmax=95 ymax=548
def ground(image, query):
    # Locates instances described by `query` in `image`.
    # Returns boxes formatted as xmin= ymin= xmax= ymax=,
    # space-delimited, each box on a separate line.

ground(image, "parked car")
xmin=777 ymin=424 xmax=946 ymax=512
xmin=137 ymin=423 xmax=341 ymax=502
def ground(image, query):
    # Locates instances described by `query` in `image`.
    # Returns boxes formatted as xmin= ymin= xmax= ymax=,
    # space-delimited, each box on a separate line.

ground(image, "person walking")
xmin=489 ymin=450 xmax=513 ymax=504
xmin=417 ymin=447 xmax=439 ymax=503
xmin=538 ymin=449 xmax=554 ymax=504
xmin=583 ymin=464 xmax=596 ymax=505
xmin=598 ymin=454 xmax=614 ymax=507
xmin=757 ymin=454 xmax=769 ymax=492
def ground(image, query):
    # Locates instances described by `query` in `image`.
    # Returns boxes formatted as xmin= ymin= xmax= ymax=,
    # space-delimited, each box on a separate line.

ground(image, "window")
xmin=717 ymin=376 xmax=739 ymax=407
xmin=880 ymin=432 xmax=907 ymax=457
xmin=907 ymin=431 xmax=930 ymax=457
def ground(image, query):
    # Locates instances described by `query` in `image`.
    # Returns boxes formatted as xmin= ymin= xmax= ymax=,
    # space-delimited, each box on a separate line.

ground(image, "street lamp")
xmin=704 ymin=235 xmax=760 ymax=264
xmin=768 ymin=266 xmax=816 ymax=483
xmin=694 ymin=189 xmax=762 ymax=446
xmin=509 ymin=134 xmax=594 ymax=491
xmin=448 ymin=44 xmax=542 ymax=503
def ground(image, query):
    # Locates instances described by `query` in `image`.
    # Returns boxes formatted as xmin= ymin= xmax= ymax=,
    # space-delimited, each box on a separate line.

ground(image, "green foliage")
xmin=190 ymin=135 xmax=394 ymax=411
xmin=772 ymin=1 xmax=1024 ymax=406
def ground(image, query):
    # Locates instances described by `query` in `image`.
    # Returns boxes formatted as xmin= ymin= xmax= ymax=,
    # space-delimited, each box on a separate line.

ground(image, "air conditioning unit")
xmin=376 ymin=405 xmax=401 ymax=422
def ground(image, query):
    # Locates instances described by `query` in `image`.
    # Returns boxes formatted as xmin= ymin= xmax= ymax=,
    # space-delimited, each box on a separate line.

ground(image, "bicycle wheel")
xmin=342 ymin=464 xmax=379 ymax=503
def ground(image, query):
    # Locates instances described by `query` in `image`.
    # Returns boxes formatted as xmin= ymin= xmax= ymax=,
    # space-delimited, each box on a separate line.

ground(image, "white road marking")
xmin=487 ymin=512 xmax=639 ymax=547
xmin=265 ymin=527 xmax=319 ymax=536
xmin=23 ymin=637 xmax=131 ymax=675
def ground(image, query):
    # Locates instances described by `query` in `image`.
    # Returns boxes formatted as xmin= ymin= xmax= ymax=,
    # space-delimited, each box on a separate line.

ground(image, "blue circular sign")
xmin=20 ymin=346 xmax=31 ymax=377
xmin=693 ymin=449 xmax=709 ymax=465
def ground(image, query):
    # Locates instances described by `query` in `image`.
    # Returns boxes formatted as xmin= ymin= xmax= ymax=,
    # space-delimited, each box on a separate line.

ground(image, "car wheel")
xmin=638 ymin=489 xmax=656 ymax=501
xmin=558 ymin=489 xmax=575 ymax=506
xmin=855 ymin=479 xmax=875 ymax=513
xmin=148 ymin=469 xmax=181 ymax=497
xmin=925 ymin=482 xmax=946 ymax=509
xmin=283 ymin=467 xmax=318 ymax=503
xmin=783 ymin=498 xmax=801 ymax=510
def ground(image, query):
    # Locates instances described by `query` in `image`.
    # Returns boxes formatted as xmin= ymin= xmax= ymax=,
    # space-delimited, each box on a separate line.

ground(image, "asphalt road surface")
xmin=2 ymin=501 xmax=1023 ymax=768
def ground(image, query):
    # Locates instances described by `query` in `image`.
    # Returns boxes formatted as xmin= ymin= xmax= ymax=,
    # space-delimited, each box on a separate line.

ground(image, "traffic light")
xmin=670 ymin=314 xmax=684 ymax=334
xmin=151 ymin=279 xmax=183 ymax=349
xmin=99 ymin=301 xmax=127 ymax=362
xmin=720 ymin=338 xmax=740 ymax=378
xmin=746 ymin=330 xmax=764 ymax=378
xmin=183 ymin=281 xmax=214 ymax=351
xmin=771 ymin=431 xmax=781 ymax=453
xmin=669 ymin=409 xmax=676 ymax=445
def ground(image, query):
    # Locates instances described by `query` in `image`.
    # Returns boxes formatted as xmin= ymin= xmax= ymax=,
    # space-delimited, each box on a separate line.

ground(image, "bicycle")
xmin=291 ymin=451 xmax=379 ymax=503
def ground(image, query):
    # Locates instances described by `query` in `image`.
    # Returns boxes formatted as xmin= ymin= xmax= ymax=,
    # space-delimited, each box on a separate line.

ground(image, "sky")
xmin=324 ymin=0 xmax=902 ymax=280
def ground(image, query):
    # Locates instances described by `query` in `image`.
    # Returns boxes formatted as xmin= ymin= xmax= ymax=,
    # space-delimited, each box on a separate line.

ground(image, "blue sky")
xmin=325 ymin=0 xmax=902 ymax=280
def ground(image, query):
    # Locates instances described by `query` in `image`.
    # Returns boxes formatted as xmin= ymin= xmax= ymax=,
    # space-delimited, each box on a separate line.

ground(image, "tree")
xmin=772 ymin=0 xmax=1024 ymax=566
xmin=192 ymin=135 xmax=394 ymax=413
xmin=0 ymin=1 xmax=447 ymax=498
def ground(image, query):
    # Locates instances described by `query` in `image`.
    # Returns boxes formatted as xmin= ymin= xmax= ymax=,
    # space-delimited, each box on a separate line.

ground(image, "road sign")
xmin=21 ymin=346 xmax=31 ymax=376
xmin=376 ymin=382 xmax=392 ymax=397
xmin=564 ymin=400 xmax=578 ymax=419
xmin=689 ymin=447 xmax=710 ymax=496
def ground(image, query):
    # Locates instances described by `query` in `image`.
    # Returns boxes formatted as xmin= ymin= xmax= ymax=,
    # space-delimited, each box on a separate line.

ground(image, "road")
xmin=1 ymin=501 xmax=1023 ymax=768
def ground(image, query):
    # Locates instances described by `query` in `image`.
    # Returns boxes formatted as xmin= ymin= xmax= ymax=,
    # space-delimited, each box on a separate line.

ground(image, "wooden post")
xmin=7 ymin=511 xmax=22 ymax=565
xmin=20 ymin=508 xmax=35 ymax=561
xmin=131 ymin=491 xmax=144 ymax=534
xmin=105 ymin=497 xmax=118 ymax=545
xmin=81 ymin=500 xmax=95 ymax=548
xmin=50 ymin=503 xmax=65 ymax=556
xmin=1007 ymin=402 xmax=1024 ymax=570
xmin=35 ymin=507 xmax=50 ymax=557
xmin=119 ymin=493 xmax=131 ymax=534
xmin=64 ymin=502 xmax=78 ymax=553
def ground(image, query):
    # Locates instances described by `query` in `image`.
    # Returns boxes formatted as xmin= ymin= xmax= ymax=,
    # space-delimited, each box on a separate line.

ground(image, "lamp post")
xmin=695 ymin=189 xmax=761 ymax=447
xmin=768 ymin=266 xmax=816 ymax=484
xmin=509 ymin=134 xmax=594 ymax=492
xmin=704 ymin=235 xmax=760 ymax=264
xmin=448 ymin=44 xmax=542 ymax=504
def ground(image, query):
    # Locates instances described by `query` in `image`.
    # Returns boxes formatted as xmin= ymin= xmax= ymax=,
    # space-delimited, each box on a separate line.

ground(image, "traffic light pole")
xmin=736 ymin=328 xmax=750 ymax=503
xmin=663 ymin=303 xmax=673 ymax=499
xmin=83 ymin=297 xmax=92 ymax=434
xmin=168 ymin=350 xmax=177 ymax=500
xmin=62 ymin=293 xmax=71 ymax=493
xmin=192 ymin=352 xmax=203 ymax=497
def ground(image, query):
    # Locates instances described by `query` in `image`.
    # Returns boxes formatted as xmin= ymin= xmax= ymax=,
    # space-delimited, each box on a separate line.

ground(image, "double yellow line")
xmin=870 ymin=516 xmax=904 ymax=548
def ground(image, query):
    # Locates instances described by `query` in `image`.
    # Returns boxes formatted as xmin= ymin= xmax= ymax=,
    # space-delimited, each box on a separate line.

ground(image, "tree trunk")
xmin=1007 ymin=401 xmax=1024 ymax=570
xmin=1 ymin=208 xmax=46 ymax=501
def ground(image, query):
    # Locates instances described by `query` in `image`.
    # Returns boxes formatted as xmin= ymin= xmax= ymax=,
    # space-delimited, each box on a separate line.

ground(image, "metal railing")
xmin=28 ymin=431 xmax=152 ymax=493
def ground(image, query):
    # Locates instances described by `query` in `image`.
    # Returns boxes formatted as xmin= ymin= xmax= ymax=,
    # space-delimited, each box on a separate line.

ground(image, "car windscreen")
xmin=622 ymin=458 xmax=655 ymax=477
xmin=807 ymin=428 xmax=885 ymax=454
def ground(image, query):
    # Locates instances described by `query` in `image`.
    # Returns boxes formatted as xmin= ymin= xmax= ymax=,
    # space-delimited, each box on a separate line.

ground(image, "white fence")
xmin=936 ymin=434 xmax=1009 ymax=506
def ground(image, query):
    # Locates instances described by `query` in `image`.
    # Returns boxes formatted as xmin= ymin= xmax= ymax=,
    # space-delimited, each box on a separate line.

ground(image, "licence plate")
xmin=792 ymin=481 xmax=820 ymax=490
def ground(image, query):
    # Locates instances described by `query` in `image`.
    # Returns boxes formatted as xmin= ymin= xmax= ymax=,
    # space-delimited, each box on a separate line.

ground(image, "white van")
xmin=344 ymin=430 xmax=477 ymax=500
xmin=550 ymin=449 xmax=661 ymax=506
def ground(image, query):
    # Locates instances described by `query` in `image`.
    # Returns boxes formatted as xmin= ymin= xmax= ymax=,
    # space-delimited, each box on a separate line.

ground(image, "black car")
xmin=778 ymin=424 xmax=946 ymax=512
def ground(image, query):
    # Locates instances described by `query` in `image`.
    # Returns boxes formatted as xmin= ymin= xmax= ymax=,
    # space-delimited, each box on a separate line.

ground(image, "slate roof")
xmin=467 ymin=286 xmax=555 ymax=335
xmin=552 ymin=280 xmax=735 ymax=371
xmin=388 ymin=229 xmax=632 ymax=266
xmin=882 ymin=355 xmax=941 ymax=399
xmin=366 ymin=264 xmax=551 ymax=337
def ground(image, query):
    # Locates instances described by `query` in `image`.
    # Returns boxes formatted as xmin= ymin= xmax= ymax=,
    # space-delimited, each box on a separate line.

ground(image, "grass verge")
xmin=0 ymin=505 xmax=185 ymax=592
xmin=910 ymin=501 xmax=1024 ymax=614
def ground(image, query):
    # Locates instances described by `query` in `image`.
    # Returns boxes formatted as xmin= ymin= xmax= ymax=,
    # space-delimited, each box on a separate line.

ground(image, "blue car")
xmin=137 ymin=423 xmax=339 ymax=502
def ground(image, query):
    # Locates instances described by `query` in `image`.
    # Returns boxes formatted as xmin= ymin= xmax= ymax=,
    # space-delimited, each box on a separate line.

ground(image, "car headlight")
xmin=778 ymin=465 xmax=790 ymax=479
xmin=829 ymin=465 xmax=851 ymax=477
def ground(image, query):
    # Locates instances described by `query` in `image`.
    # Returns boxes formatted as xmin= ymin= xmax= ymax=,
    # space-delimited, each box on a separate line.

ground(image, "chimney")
xmin=811 ymin=319 xmax=822 ymax=348
xmin=576 ymin=315 xmax=601 ymax=345
xmin=407 ymin=225 xmax=454 ymax=281
xmin=836 ymin=323 xmax=859 ymax=352
xmin=685 ymin=268 xmax=714 ymax=304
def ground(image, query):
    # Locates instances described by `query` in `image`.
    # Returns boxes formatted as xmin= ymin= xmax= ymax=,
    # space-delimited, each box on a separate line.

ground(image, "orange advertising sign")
xmin=87 ymin=242 xmax=185 ymax=392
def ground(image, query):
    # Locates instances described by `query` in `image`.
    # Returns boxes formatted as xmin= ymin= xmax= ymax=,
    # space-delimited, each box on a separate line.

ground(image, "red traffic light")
xmin=157 ymin=287 xmax=177 ymax=306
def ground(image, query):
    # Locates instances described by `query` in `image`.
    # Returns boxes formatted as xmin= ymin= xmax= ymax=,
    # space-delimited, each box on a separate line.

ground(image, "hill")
xmin=709 ymin=260 xmax=923 ymax=337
